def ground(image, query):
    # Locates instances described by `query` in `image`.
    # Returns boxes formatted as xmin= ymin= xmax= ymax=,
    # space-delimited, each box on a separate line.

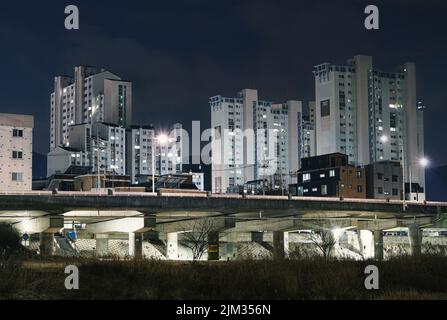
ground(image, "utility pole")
xmin=96 ymin=124 xmax=101 ymax=193
xmin=151 ymin=133 xmax=155 ymax=194
xmin=401 ymin=139 xmax=406 ymax=211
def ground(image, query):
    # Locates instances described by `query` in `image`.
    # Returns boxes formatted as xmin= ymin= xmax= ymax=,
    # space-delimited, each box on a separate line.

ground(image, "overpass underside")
xmin=1 ymin=206 xmax=446 ymax=261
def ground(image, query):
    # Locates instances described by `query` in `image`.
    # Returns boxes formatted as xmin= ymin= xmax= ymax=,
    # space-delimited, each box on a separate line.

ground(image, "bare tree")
xmin=181 ymin=218 xmax=217 ymax=261
xmin=311 ymin=228 xmax=336 ymax=259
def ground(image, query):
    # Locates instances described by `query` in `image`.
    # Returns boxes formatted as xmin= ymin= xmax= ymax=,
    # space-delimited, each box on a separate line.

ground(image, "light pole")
xmin=151 ymin=135 xmax=155 ymax=194
xmin=151 ymin=133 xmax=169 ymax=194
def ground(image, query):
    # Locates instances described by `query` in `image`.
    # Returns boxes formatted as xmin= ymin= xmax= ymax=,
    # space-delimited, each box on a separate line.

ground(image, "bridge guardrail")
xmin=0 ymin=191 xmax=446 ymax=207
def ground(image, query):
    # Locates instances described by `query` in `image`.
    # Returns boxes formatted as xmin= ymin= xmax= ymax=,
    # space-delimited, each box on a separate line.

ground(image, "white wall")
xmin=0 ymin=114 xmax=33 ymax=192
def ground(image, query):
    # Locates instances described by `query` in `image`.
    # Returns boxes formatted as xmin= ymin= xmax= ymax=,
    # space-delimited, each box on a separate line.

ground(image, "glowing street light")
xmin=151 ymin=132 xmax=170 ymax=194
xmin=157 ymin=133 xmax=169 ymax=146
xmin=380 ymin=135 xmax=388 ymax=143
xmin=419 ymin=157 xmax=429 ymax=167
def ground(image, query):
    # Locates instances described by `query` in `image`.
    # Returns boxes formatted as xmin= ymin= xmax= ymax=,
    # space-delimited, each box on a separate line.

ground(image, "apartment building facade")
xmin=0 ymin=113 xmax=34 ymax=192
xmin=50 ymin=66 xmax=132 ymax=150
xmin=313 ymin=55 xmax=425 ymax=199
xmin=210 ymin=89 xmax=315 ymax=193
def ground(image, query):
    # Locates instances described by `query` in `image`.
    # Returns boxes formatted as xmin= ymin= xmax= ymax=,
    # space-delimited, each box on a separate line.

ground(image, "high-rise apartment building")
xmin=313 ymin=55 xmax=425 ymax=199
xmin=210 ymin=89 xmax=315 ymax=193
xmin=0 ymin=113 xmax=34 ymax=192
xmin=50 ymin=66 xmax=132 ymax=150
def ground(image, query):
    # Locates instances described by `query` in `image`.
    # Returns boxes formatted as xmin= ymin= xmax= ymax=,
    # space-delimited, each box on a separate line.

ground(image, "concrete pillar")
xmin=129 ymin=232 xmax=143 ymax=259
xmin=96 ymin=234 xmax=109 ymax=257
xmin=167 ymin=232 xmax=178 ymax=260
xmin=224 ymin=232 xmax=238 ymax=260
xmin=40 ymin=232 xmax=55 ymax=256
xmin=129 ymin=232 xmax=135 ymax=257
xmin=358 ymin=230 xmax=374 ymax=259
xmin=208 ymin=231 xmax=219 ymax=261
xmin=408 ymin=225 xmax=423 ymax=256
xmin=272 ymin=231 xmax=289 ymax=259
xmin=373 ymin=230 xmax=384 ymax=261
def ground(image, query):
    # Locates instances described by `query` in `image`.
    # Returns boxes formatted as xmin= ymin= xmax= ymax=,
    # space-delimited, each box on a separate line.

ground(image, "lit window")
xmin=303 ymin=173 xmax=311 ymax=182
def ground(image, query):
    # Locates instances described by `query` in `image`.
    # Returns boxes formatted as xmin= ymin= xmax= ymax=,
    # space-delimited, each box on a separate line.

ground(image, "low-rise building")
xmin=289 ymin=153 xmax=366 ymax=199
xmin=365 ymin=161 xmax=403 ymax=200
xmin=74 ymin=174 xmax=131 ymax=191
xmin=47 ymin=146 xmax=90 ymax=177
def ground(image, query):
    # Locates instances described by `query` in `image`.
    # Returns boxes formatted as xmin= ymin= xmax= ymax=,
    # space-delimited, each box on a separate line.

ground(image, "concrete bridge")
xmin=0 ymin=191 xmax=446 ymax=214
xmin=1 ymin=191 xmax=446 ymax=261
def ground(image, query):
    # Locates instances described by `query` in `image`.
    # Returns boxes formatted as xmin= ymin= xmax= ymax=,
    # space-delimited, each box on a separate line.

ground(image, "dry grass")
xmin=1 ymin=254 xmax=447 ymax=300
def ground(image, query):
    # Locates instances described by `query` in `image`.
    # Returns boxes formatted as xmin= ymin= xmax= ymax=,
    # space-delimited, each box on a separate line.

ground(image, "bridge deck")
xmin=0 ymin=192 xmax=445 ymax=214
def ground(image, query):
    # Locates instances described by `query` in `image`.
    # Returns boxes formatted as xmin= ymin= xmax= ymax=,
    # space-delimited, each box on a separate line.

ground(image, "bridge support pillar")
xmin=96 ymin=234 xmax=109 ymax=257
xmin=408 ymin=225 xmax=423 ymax=256
xmin=358 ymin=230 xmax=374 ymax=259
xmin=167 ymin=232 xmax=178 ymax=260
xmin=373 ymin=230 xmax=384 ymax=261
xmin=40 ymin=232 xmax=55 ymax=256
xmin=208 ymin=231 xmax=219 ymax=261
xmin=224 ymin=233 xmax=238 ymax=260
xmin=129 ymin=232 xmax=143 ymax=259
xmin=273 ymin=231 xmax=289 ymax=259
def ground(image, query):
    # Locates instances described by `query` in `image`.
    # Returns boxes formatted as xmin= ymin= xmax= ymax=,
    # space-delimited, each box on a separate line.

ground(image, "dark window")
xmin=378 ymin=187 xmax=383 ymax=194
xmin=390 ymin=112 xmax=397 ymax=128
xmin=392 ymin=175 xmax=398 ymax=182
xmin=392 ymin=188 xmax=398 ymax=196
xmin=12 ymin=129 xmax=23 ymax=137
xmin=12 ymin=151 xmax=23 ymax=159
xmin=377 ymin=173 xmax=383 ymax=180
xmin=320 ymin=99 xmax=330 ymax=117
xmin=357 ymin=185 xmax=363 ymax=193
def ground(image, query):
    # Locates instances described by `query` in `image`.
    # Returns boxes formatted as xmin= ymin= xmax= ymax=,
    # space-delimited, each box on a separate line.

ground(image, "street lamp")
xmin=151 ymin=133 xmax=169 ymax=194
xmin=419 ymin=157 xmax=429 ymax=167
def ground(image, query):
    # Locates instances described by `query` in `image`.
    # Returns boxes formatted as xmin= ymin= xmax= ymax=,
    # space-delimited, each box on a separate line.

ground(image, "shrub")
xmin=0 ymin=223 xmax=23 ymax=259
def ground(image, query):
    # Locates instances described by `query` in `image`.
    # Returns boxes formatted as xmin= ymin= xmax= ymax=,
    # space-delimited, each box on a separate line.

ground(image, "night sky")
xmin=1 ymin=1 xmax=446 ymax=168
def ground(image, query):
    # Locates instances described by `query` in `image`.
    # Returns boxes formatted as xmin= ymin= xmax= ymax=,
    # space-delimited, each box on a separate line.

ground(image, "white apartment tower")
xmin=210 ymin=89 xmax=315 ymax=193
xmin=50 ymin=66 xmax=132 ymax=150
xmin=0 ymin=113 xmax=33 ymax=192
xmin=314 ymin=55 xmax=425 ymax=199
